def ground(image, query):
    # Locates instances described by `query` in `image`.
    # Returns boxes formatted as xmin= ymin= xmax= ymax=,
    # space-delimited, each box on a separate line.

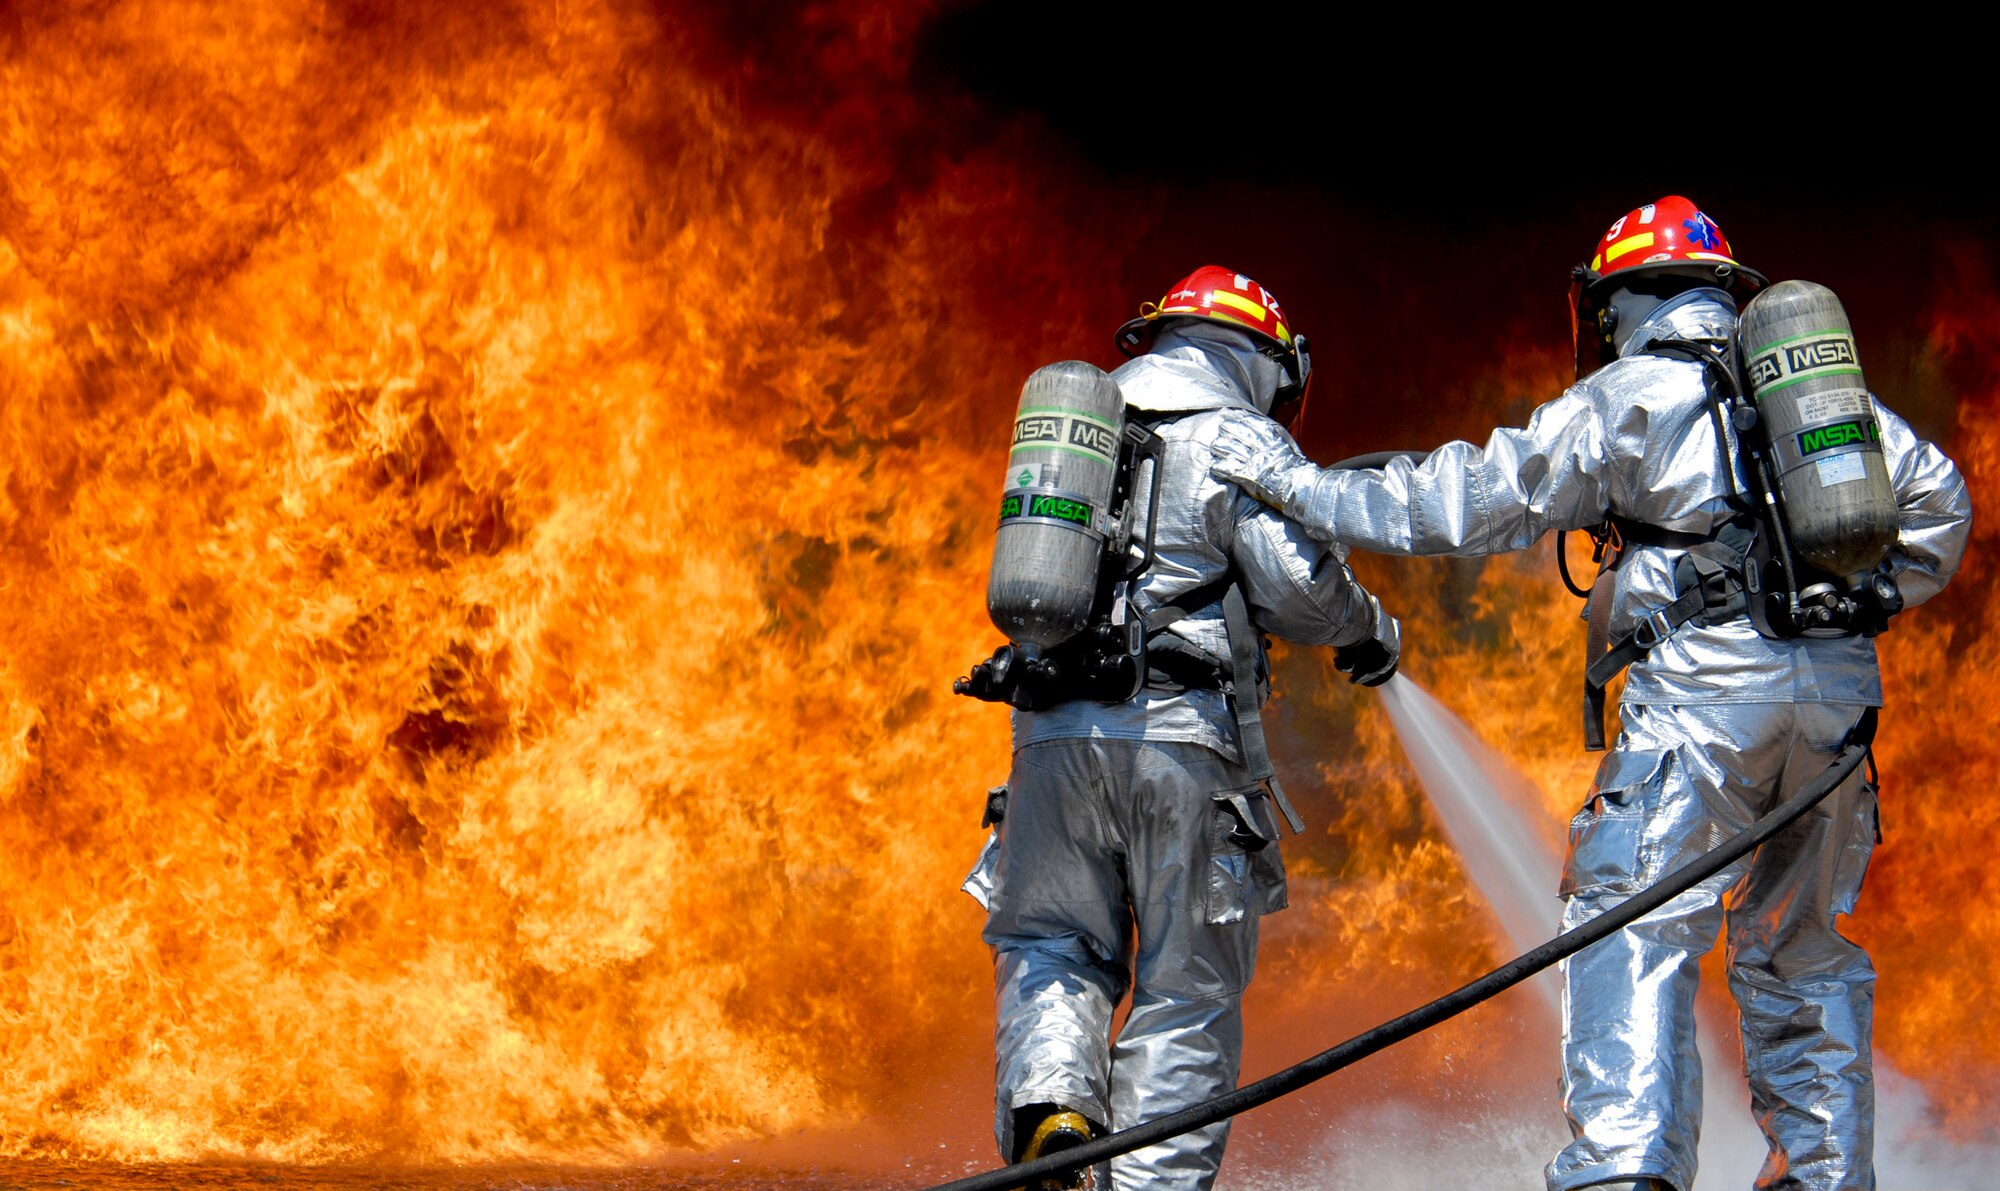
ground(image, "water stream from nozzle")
xmin=1375 ymin=677 xmax=1566 ymax=1010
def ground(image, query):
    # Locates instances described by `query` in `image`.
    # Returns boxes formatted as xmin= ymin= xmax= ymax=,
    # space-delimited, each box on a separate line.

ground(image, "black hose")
xmin=1556 ymin=530 xmax=1596 ymax=599
xmin=1327 ymin=449 xmax=1427 ymax=472
xmin=922 ymin=708 xmax=1877 ymax=1191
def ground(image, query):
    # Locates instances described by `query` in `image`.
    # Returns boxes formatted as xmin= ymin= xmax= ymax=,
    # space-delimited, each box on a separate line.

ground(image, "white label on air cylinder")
xmin=1008 ymin=463 xmax=1040 ymax=491
xmin=1794 ymin=389 xmax=1871 ymax=423
xmin=1817 ymin=454 xmax=1867 ymax=487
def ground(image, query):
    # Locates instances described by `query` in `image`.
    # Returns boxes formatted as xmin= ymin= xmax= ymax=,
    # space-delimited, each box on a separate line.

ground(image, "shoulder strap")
xmin=1220 ymin=584 xmax=1306 ymax=835
xmin=1644 ymin=337 xmax=1759 ymax=516
xmin=1138 ymin=576 xmax=1231 ymax=634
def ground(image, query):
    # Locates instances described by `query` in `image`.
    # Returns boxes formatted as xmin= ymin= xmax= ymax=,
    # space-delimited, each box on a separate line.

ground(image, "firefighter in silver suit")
xmin=962 ymin=266 xmax=1400 ymax=1191
xmin=1207 ymin=198 xmax=1972 ymax=1191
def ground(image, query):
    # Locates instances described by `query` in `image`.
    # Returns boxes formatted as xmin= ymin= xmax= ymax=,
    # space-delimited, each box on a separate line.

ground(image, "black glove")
xmin=1335 ymin=638 xmax=1398 ymax=687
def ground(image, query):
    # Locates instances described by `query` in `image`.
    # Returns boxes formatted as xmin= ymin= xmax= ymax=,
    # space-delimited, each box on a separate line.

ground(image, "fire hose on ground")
xmin=922 ymin=706 xmax=1877 ymax=1191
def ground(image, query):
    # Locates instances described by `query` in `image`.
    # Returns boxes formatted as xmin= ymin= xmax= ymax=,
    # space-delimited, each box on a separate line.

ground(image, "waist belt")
xmin=1144 ymin=633 xmax=1229 ymax=693
xmin=1581 ymin=524 xmax=1755 ymax=751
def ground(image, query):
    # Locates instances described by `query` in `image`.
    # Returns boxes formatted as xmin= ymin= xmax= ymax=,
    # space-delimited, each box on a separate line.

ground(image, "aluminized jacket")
xmin=969 ymin=326 xmax=1394 ymax=1191
xmin=1209 ymin=292 xmax=1972 ymax=1191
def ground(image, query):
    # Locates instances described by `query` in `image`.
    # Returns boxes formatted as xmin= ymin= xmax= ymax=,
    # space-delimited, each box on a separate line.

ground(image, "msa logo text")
xmin=1785 ymin=338 xmax=1856 ymax=371
xmin=1028 ymin=495 xmax=1092 ymax=524
xmin=1068 ymin=419 xmax=1118 ymax=457
xmin=1014 ymin=416 xmax=1065 ymax=445
xmin=1748 ymin=336 xmax=1857 ymax=387
xmin=1798 ymin=419 xmax=1880 ymax=456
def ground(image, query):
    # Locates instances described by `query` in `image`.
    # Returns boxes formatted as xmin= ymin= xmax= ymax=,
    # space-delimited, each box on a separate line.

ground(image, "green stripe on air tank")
xmin=1014 ymin=406 xmax=1120 ymax=430
xmin=1746 ymin=327 xmax=1851 ymax=352
xmin=1009 ymin=441 xmax=1119 ymax=463
xmin=1751 ymin=366 xmax=1865 ymax=396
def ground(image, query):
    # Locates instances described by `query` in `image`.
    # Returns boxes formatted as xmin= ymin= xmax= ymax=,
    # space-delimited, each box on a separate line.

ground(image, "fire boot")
xmin=1014 ymin=1105 xmax=1095 ymax=1191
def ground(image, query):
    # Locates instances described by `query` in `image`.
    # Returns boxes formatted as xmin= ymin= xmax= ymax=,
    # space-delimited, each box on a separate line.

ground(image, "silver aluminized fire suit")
xmin=963 ymin=322 xmax=1399 ymax=1191
xmin=1207 ymin=293 xmax=1971 ymax=1191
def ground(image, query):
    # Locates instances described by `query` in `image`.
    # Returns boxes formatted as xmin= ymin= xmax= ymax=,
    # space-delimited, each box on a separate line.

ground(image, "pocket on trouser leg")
xmin=1560 ymin=748 xmax=1670 ymax=899
xmin=1206 ymin=786 xmax=1288 ymax=924
xmin=1830 ymin=778 xmax=1881 ymax=918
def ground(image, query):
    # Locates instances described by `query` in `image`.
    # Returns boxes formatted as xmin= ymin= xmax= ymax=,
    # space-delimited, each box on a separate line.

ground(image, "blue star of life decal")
xmin=1683 ymin=211 xmax=1722 ymax=251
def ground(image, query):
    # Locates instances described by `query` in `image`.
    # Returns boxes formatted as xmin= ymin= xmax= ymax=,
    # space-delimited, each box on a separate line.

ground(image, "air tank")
xmin=1738 ymin=280 xmax=1899 ymax=581
xmin=986 ymin=361 xmax=1123 ymax=650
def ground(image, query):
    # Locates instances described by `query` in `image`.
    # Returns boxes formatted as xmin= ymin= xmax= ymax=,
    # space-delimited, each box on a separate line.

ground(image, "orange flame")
xmin=0 ymin=0 xmax=1112 ymax=1161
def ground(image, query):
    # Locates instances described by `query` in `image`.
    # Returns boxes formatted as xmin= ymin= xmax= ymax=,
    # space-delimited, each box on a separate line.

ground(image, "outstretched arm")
xmin=1210 ymin=388 xmax=1621 ymax=557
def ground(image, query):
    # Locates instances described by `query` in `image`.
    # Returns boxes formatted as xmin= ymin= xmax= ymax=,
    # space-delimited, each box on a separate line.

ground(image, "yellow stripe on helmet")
xmin=1207 ymin=290 xmax=1269 ymax=323
xmin=1604 ymin=231 xmax=1656 ymax=263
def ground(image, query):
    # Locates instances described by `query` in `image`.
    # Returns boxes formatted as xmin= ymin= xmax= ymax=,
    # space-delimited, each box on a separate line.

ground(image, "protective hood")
xmin=1619 ymin=288 xmax=1737 ymax=358
xmin=1111 ymin=322 xmax=1287 ymax=415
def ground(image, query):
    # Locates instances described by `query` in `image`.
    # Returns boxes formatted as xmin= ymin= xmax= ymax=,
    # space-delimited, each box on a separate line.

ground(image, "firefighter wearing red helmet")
xmin=963 ymin=265 xmax=1396 ymax=1191
xmin=1206 ymin=199 xmax=1971 ymax=1191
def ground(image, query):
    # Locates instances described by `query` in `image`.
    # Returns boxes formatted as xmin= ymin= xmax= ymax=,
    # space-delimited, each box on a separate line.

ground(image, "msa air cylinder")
xmin=1738 ymin=280 xmax=1899 ymax=580
xmin=986 ymin=361 xmax=1124 ymax=650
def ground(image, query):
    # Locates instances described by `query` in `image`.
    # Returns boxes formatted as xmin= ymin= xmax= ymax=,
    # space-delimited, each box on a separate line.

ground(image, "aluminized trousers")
xmin=972 ymin=738 xmax=1287 ymax=1191
xmin=1549 ymin=701 xmax=1880 ymax=1191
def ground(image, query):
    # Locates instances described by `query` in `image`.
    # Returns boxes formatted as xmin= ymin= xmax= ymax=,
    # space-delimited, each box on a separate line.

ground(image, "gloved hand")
xmin=1335 ymin=612 xmax=1401 ymax=687
xmin=1209 ymin=419 xmax=1321 ymax=516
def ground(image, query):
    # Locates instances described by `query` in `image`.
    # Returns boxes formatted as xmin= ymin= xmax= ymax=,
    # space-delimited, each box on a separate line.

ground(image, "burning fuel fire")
xmin=1 ymin=0 xmax=1994 ymax=1169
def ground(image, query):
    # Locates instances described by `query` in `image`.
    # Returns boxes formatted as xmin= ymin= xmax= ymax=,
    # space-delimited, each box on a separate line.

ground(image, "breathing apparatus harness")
xmin=953 ymin=411 xmax=1307 ymax=835
xmin=1565 ymin=336 xmax=1902 ymax=750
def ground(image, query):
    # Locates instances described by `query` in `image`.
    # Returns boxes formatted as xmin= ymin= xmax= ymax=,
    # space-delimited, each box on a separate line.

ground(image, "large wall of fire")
xmin=1 ymin=0 xmax=1993 ymax=1165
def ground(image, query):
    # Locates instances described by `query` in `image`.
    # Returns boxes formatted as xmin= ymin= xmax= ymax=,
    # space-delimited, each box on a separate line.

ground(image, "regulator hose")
xmin=924 ymin=707 xmax=1877 ymax=1191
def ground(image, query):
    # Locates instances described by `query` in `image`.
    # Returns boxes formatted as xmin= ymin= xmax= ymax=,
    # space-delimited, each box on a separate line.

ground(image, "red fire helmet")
xmin=1585 ymin=195 xmax=1758 ymax=286
xmin=1115 ymin=265 xmax=1312 ymax=429
xmin=1116 ymin=265 xmax=1296 ymax=357
xmin=1569 ymin=195 xmax=1768 ymax=378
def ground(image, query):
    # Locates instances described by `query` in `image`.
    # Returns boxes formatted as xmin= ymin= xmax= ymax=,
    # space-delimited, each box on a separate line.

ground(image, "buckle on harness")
xmin=1634 ymin=608 xmax=1677 ymax=649
xmin=1589 ymin=521 xmax=1623 ymax=564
